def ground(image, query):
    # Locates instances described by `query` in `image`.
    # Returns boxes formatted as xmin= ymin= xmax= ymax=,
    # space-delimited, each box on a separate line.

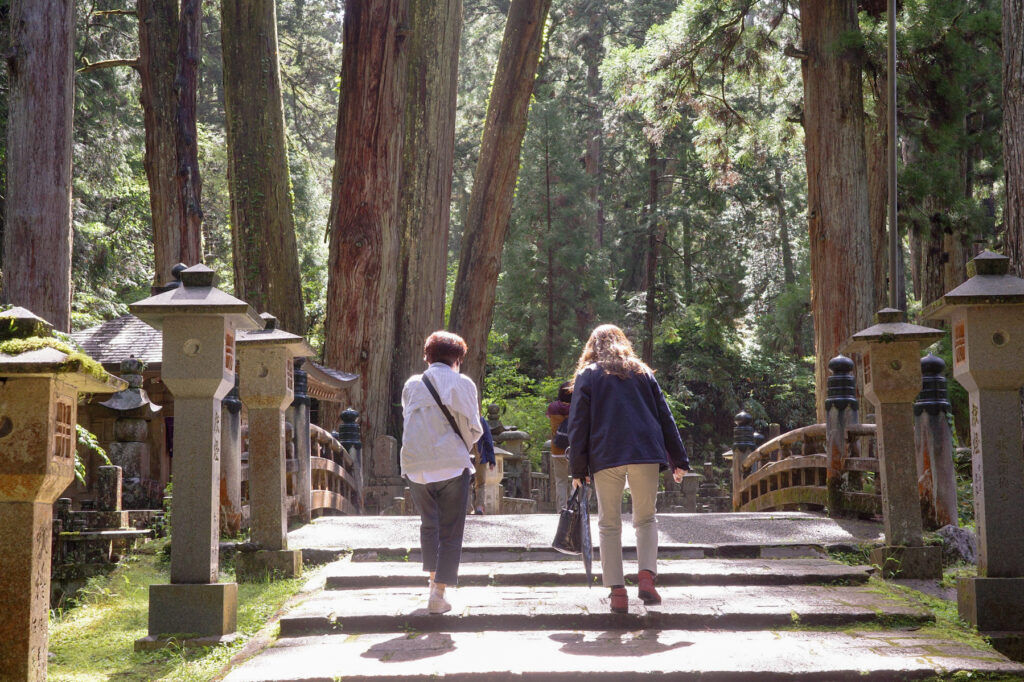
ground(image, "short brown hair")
xmin=424 ymin=331 xmax=468 ymax=366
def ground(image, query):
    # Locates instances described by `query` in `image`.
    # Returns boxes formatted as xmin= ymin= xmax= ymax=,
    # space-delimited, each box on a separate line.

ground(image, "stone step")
xmin=349 ymin=543 xmax=835 ymax=563
xmin=223 ymin=628 xmax=1024 ymax=681
xmin=325 ymin=558 xmax=872 ymax=590
xmin=278 ymin=583 xmax=932 ymax=637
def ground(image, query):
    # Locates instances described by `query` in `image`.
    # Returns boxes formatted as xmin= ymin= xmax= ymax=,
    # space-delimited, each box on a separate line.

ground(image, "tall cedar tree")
xmin=221 ymin=0 xmax=305 ymax=334
xmin=1005 ymin=0 xmax=1024 ymax=273
xmin=174 ymin=0 xmax=204 ymax=269
xmin=449 ymin=0 xmax=553 ymax=388
xmin=390 ymin=0 xmax=463 ymax=434
xmin=1 ymin=0 xmax=75 ymax=331
xmin=138 ymin=0 xmax=185 ymax=286
xmin=799 ymin=0 xmax=874 ymax=420
xmin=324 ymin=0 xmax=407 ymax=446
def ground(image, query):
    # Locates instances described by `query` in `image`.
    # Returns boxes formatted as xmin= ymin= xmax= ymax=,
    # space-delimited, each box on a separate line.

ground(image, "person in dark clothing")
xmin=567 ymin=324 xmax=689 ymax=613
xmin=546 ymin=381 xmax=572 ymax=510
xmin=472 ymin=415 xmax=496 ymax=514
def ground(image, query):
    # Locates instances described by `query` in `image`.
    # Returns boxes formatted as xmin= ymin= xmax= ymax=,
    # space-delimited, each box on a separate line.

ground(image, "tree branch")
xmin=77 ymin=57 xmax=139 ymax=73
xmin=92 ymin=9 xmax=136 ymax=17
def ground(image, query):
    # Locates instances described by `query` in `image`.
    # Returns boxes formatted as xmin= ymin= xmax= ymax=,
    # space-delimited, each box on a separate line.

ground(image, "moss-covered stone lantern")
xmin=0 ymin=307 xmax=125 ymax=680
xmin=923 ymin=251 xmax=1024 ymax=652
xmin=129 ymin=264 xmax=262 ymax=645
xmin=235 ymin=313 xmax=313 ymax=581
xmin=843 ymin=308 xmax=944 ymax=579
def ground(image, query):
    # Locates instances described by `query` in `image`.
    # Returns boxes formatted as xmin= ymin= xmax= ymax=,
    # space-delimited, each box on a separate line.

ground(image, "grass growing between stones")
xmin=48 ymin=537 xmax=305 ymax=681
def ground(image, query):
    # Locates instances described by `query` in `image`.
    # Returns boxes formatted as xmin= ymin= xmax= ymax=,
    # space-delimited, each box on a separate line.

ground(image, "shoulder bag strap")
xmin=422 ymin=375 xmax=468 ymax=445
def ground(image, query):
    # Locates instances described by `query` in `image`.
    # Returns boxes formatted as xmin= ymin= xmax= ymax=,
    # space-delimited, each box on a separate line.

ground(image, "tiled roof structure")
xmin=70 ymin=314 xmax=162 ymax=368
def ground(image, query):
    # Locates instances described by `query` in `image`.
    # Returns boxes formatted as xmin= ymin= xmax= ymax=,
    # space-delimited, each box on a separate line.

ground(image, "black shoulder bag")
xmin=422 ymin=375 xmax=468 ymax=446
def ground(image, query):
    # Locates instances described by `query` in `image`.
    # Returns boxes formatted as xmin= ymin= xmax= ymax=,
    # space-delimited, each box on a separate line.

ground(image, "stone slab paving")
xmin=223 ymin=628 xmax=1024 ymax=681
xmin=287 ymin=511 xmax=886 ymax=554
xmin=324 ymin=558 xmax=872 ymax=588
xmin=279 ymin=583 xmax=933 ymax=636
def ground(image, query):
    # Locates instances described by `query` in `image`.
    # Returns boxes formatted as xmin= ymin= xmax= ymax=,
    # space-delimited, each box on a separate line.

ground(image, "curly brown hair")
xmin=572 ymin=324 xmax=652 ymax=383
xmin=423 ymin=331 xmax=468 ymax=366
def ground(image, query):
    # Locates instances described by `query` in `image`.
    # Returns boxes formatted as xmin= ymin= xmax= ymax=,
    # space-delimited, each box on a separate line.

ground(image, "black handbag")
xmin=552 ymin=485 xmax=585 ymax=555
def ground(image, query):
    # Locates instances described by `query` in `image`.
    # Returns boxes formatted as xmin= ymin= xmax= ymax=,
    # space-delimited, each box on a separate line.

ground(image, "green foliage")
xmin=75 ymin=425 xmax=111 ymax=486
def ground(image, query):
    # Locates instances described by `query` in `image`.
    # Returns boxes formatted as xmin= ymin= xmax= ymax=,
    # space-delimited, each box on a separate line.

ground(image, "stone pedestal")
xmin=130 ymin=264 xmax=262 ymax=640
xmin=235 ymin=549 xmax=304 ymax=582
xmin=236 ymin=315 xmax=311 ymax=580
xmin=679 ymin=473 xmax=701 ymax=512
xmin=99 ymin=357 xmax=161 ymax=509
xmin=0 ymin=307 xmax=124 ymax=680
xmin=924 ymin=251 xmax=1024 ymax=656
xmin=844 ymin=308 xmax=944 ymax=579
xmin=364 ymin=435 xmax=405 ymax=514
xmin=482 ymin=450 xmax=507 ymax=514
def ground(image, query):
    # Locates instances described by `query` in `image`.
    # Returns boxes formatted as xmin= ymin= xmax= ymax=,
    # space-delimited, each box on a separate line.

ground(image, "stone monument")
xmin=923 ymin=250 xmax=1024 ymax=659
xmin=99 ymin=357 xmax=162 ymax=509
xmin=843 ymin=308 xmax=944 ymax=579
xmin=235 ymin=313 xmax=312 ymax=581
xmin=0 ymin=307 xmax=124 ymax=680
xmin=129 ymin=264 xmax=262 ymax=645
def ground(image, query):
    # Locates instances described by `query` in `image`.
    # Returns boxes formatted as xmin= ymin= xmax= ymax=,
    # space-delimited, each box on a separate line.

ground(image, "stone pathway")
xmin=222 ymin=514 xmax=1024 ymax=680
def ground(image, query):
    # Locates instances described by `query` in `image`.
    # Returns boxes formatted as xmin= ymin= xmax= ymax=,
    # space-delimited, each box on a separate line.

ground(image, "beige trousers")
xmin=593 ymin=462 xmax=660 ymax=587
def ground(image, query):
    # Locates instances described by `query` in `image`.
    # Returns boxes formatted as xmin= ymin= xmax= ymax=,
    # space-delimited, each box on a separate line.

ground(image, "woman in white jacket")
xmin=401 ymin=331 xmax=483 ymax=614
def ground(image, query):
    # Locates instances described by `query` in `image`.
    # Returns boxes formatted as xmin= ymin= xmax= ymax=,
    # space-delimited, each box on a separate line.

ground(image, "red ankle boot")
xmin=638 ymin=569 xmax=661 ymax=605
xmin=609 ymin=586 xmax=628 ymax=613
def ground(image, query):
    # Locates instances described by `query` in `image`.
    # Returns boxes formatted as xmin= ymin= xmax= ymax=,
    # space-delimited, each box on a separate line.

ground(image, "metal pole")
xmin=887 ymin=0 xmax=901 ymax=309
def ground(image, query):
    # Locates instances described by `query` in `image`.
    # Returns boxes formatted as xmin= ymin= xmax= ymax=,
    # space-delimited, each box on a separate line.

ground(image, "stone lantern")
xmin=0 ymin=307 xmax=125 ymax=680
xmin=843 ymin=308 xmax=944 ymax=578
xmin=235 ymin=314 xmax=312 ymax=581
xmin=923 ymin=250 xmax=1024 ymax=652
xmin=129 ymin=264 xmax=262 ymax=644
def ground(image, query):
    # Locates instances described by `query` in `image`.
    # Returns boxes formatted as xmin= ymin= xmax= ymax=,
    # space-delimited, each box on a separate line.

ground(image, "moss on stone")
xmin=0 ymin=336 xmax=108 ymax=380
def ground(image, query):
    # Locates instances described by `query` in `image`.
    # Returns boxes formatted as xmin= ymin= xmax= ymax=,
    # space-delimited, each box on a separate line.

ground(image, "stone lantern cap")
xmin=841 ymin=308 xmax=945 ymax=354
xmin=0 ymin=307 xmax=126 ymax=393
xmin=129 ymin=264 xmax=263 ymax=331
xmin=99 ymin=357 xmax=161 ymax=413
xmin=236 ymin=314 xmax=314 ymax=357
xmin=922 ymin=251 xmax=1024 ymax=321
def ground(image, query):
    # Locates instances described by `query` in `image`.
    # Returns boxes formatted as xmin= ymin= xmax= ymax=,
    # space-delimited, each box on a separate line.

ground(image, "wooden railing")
xmin=732 ymin=421 xmax=882 ymax=515
xmin=309 ymin=424 xmax=360 ymax=516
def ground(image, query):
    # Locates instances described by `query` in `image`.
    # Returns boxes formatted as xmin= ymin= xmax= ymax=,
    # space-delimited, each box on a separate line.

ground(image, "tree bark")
xmin=1 ymin=0 xmax=75 ymax=331
xmin=799 ymin=0 xmax=874 ymax=421
xmin=389 ymin=0 xmax=462 ymax=434
xmin=1002 ymin=0 xmax=1024 ymax=274
xmin=775 ymin=166 xmax=796 ymax=287
xmin=642 ymin=143 xmax=663 ymax=366
xmin=221 ymin=0 xmax=305 ymax=334
xmin=324 ymin=0 xmax=407 ymax=446
xmin=865 ymin=69 xmax=889 ymax=312
xmin=448 ymin=0 xmax=552 ymax=388
xmin=174 ymin=0 xmax=204 ymax=268
xmin=137 ymin=0 xmax=184 ymax=287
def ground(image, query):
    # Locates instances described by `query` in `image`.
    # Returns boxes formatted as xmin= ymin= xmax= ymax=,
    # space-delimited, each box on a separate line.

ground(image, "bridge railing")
xmin=309 ymin=423 xmax=360 ymax=516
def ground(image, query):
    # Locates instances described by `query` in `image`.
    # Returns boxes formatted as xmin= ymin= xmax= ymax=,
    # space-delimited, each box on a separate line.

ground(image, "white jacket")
xmin=400 ymin=362 xmax=483 ymax=479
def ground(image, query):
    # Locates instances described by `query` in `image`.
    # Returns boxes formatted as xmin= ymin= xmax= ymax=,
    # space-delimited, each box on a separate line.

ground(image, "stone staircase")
xmin=222 ymin=515 xmax=1024 ymax=681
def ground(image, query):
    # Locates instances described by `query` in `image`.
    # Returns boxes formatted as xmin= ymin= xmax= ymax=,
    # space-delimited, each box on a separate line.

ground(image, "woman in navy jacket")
xmin=567 ymin=324 xmax=689 ymax=613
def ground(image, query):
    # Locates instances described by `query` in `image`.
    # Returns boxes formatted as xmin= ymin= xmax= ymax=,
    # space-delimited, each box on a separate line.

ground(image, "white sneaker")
xmin=428 ymin=586 xmax=451 ymax=614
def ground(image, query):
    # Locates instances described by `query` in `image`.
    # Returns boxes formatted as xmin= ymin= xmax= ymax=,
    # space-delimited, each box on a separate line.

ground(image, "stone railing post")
xmin=0 ymin=307 xmax=124 ymax=679
xmin=235 ymin=313 xmax=312 ymax=581
xmin=337 ymin=409 xmax=364 ymax=510
xmin=824 ymin=355 xmax=859 ymax=516
xmin=923 ymin=251 xmax=1024 ymax=654
xmin=290 ymin=359 xmax=312 ymax=524
xmin=731 ymin=410 xmax=754 ymax=511
xmin=844 ymin=308 xmax=943 ymax=578
xmin=219 ymin=376 xmax=243 ymax=535
xmin=130 ymin=264 xmax=262 ymax=644
xmin=914 ymin=353 xmax=958 ymax=530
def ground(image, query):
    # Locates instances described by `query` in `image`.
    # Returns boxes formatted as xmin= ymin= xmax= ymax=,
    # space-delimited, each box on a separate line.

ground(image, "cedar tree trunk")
xmin=1003 ymin=0 xmax=1024 ymax=274
xmin=448 ymin=0 xmax=552 ymax=389
xmin=138 ymin=0 xmax=185 ymax=286
xmin=390 ymin=0 xmax=462 ymax=434
xmin=174 ymin=0 xmax=204 ymax=268
xmin=222 ymin=0 xmax=305 ymax=333
xmin=323 ymin=0 xmax=408 ymax=445
xmin=1 ymin=0 xmax=74 ymax=331
xmin=799 ymin=0 xmax=874 ymax=421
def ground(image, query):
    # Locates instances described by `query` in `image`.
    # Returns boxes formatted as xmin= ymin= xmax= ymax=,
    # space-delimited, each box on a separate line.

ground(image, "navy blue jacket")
xmin=477 ymin=416 xmax=496 ymax=465
xmin=567 ymin=364 xmax=689 ymax=479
